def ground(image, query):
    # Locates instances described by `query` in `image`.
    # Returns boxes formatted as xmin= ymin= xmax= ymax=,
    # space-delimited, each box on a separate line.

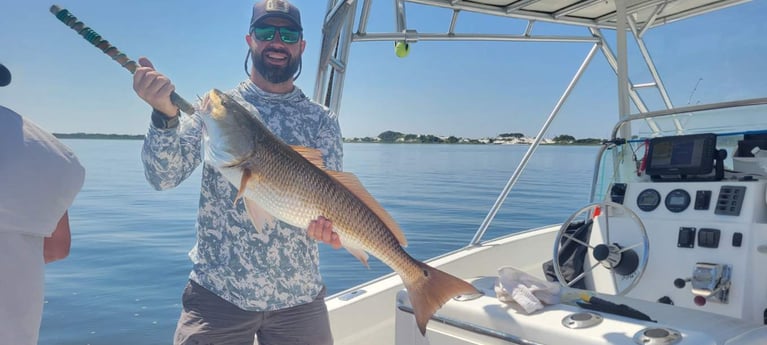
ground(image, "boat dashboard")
xmin=604 ymin=178 xmax=767 ymax=322
xmin=578 ymin=129 xmax=767 ymax=322
xmin=395 ymin=173 xmax=767 ymax=344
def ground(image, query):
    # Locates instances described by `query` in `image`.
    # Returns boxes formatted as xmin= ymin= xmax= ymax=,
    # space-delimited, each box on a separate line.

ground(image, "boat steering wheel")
xmin=552 ymin=201 xmax=649 ymax=295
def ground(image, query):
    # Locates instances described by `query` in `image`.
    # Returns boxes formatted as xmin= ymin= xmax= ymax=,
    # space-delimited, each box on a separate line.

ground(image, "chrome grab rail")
xmin=397 ymin=305 xmax=546 ymax=345
xmin=609 ymin=97 xmax=767 ymax=140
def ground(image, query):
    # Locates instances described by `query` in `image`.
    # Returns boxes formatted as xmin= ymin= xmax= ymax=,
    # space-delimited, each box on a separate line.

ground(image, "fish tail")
xmin=403 ymin=261 xmax=479 ymax=335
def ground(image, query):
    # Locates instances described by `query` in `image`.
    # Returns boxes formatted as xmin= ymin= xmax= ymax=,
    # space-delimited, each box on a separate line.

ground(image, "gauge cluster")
xmin=610 ymin=183 xmax=747 ymax=217
xmin=635 ymin=188 xmax=694 ymax=213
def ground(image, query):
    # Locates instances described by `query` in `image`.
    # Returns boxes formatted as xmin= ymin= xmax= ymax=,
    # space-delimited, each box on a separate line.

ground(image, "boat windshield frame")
xmin=588 ymin=97 xmax=767 ymax=202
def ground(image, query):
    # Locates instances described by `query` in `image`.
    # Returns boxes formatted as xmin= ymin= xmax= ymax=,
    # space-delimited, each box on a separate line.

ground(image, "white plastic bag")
xmin=495 ymin=266 xmax=562 ymax=314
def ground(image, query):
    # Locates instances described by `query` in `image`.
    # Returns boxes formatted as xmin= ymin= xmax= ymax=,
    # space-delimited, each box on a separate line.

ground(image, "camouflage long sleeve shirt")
xmin=141 ymin=80 xmax=343 ymax=311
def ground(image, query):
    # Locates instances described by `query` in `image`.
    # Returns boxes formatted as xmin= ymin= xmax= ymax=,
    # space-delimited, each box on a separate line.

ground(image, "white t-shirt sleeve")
xmin=0 ymin=106 xmax=85 ymax=237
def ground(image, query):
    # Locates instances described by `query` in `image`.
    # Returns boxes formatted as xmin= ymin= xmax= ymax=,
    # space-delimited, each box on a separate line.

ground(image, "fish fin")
xmin=243 ymin=198 xmax=274 ymax=230
xmin=344 ymin=246 xmax=370 ymax=268
xmin=326 ymin=171 xmax=408 ymax=247
xmin=234 ymin=168 xmax=252 ymax=204
xmin=336 ymin=233 xmax=370 ymax=268
xmin=291 ymin=146 xmax=326 ymax=169
xmin=237 ymin=168 xmax=275 ymax=229
xmin=403 ymin=262 xmax=479 ymax=335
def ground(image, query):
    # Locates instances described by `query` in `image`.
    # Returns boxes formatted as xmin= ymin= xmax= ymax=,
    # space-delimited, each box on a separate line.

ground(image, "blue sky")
xmin=1 ymin=0 xmax=766 ymax=139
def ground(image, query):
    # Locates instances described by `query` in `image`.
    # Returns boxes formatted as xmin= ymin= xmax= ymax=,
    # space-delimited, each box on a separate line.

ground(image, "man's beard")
xmin=252 ymin=48 xmax=301 ymax=84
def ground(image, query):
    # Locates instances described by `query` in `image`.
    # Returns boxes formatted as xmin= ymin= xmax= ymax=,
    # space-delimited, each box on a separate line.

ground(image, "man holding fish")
xmin=133 ymin=1 xmax=342 ymax=344
xmin=134 ymin=0 xmax=478 ymax=343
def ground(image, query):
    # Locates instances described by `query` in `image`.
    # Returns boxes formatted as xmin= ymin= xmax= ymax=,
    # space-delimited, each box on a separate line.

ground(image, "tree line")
xmin=54 ymin=133 xmax=144 ymax=140
xmin=345 ymin=131 xmax=603 ymax=145
xmin=53 ymin=131 xmax=604 ymax=145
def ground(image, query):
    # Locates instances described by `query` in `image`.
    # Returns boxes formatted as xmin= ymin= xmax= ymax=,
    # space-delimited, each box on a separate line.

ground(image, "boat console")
xmin=395 ymin=131 xmax=767 ymax=344
xmin=606 ymin=178 xmax=767 ymax=320
xmin=548 ymin=132 xmax=767 ymax=323
xmin=563 ymin=131 xmax=767 ymax=322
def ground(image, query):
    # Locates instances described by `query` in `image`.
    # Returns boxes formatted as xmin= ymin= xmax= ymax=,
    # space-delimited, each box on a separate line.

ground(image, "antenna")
xmin=687 ymin=77 xmax=703 ymax=105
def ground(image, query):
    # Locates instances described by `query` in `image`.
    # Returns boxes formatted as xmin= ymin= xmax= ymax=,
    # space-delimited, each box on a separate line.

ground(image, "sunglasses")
xmin=251 ymin=26 xmax=302 ymax=44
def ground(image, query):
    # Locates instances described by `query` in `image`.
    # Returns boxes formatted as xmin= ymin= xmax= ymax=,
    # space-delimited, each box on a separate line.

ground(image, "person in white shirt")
xmin=0 ymin=62 xmax=86 ymax=345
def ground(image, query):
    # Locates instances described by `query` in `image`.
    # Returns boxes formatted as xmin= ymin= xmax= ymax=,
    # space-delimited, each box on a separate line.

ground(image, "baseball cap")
xmin=0 ymin=63 xmax=10 ymax=87
xmin=250 ymin=0 xmax=302 ymax=31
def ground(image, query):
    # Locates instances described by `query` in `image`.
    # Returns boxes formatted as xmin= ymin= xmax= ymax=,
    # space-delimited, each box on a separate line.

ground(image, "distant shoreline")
xmin=54 ymin=133 xmax=145 ymax=140
xmin=54 ymin=133 xmax=603 ymax=145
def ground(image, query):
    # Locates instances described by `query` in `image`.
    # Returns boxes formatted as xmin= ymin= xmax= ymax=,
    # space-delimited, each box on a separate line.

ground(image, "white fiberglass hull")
xmin=326 ymin=224 xmax=767 ymax=345
xmin=325 ymin=226 xmax=559 ymax=345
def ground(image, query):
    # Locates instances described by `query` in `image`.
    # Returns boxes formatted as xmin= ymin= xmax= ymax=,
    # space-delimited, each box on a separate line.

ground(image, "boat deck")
xmin=396 ymin=275 xmax=767 ymax=344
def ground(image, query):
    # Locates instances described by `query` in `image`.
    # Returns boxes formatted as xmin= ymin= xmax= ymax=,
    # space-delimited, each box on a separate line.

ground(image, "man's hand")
xmin=308 ymin=216 xmax=342 ymax=249
xmin=44 ymin=211 xmax=71 ymax=263
xmin=132 ymin=57 xmax=179 ymax=117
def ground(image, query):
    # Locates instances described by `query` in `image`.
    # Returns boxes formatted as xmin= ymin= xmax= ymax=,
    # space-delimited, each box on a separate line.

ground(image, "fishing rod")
xmin=49 ymin=4 xmax=195 ymax=115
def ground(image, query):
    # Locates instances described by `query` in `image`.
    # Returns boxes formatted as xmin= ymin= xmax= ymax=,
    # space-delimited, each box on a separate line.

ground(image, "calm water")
xmin=39 ymin=140 xmax=597 ymax=345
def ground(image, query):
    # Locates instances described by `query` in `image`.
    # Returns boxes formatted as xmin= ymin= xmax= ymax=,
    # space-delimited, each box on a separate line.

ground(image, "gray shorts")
xmin=174 ymin=280 xmax=333 ymax=345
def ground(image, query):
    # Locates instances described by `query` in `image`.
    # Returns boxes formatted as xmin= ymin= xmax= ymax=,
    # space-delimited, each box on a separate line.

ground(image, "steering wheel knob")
xmin=593 ymin=244 xmax=610 ymax=261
